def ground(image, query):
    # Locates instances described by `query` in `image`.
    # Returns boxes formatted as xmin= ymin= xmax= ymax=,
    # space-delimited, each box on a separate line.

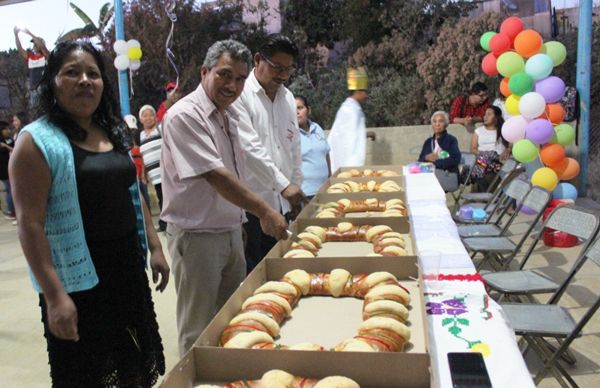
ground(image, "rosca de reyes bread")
xmin=220 ymin=269 xmax=412 ymax=353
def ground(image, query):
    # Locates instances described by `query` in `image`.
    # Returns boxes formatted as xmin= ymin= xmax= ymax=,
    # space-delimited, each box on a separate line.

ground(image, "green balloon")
xmin=554 ymin=123 xmax=575 ymax=145
xmin=497 ymin=51 xmax=526 ymax=77
xmin=512 ymin=139 xmax=539 ymax=163
xmin=480 ymin=31 xmax=496 ymax=52
xmin=541 ymin=41 xmax=567 ymax=67
xmin=508 ymin=72 xmax=534 ymax=96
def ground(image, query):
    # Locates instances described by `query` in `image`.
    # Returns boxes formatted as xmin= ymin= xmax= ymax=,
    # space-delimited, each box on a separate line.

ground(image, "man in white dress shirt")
xmin=328 ymin=67 xmax=369 ymax=173
xmin=233 ymin=34 xmax=305 ymax=273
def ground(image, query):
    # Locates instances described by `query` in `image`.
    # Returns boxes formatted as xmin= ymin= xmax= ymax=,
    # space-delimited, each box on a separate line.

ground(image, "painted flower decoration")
xmin=471 ymin=342 xmax=491 ymax=357
xmin=426 ymin=298 xmax=468 ymax=316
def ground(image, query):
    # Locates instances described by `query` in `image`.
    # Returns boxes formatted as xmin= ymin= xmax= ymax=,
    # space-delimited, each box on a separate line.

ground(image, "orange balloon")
xmin=514 ymin=29 xmax=543 ymax=58
xmin=500 ymin=77 xmax=511 ymax=97
xmin=553 ymin=157 xmax=580 ymax=180
xmin=540 ymin=144 xmax=566 ymax=167
xmin=538 ymin=103 xmax=565 ymax=124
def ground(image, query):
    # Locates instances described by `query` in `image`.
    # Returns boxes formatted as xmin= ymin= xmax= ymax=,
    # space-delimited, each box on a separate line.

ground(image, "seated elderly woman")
xmin=418 ymin=110 xmax=462 ymax=192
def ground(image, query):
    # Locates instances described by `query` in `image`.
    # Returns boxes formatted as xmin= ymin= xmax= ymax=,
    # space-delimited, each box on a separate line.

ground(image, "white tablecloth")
xmin=404 ymin=169 xmax=534 ymax=388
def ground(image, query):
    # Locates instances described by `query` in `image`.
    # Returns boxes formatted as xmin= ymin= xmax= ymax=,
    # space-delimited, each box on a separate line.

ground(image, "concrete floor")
xmin=1 ymin=205 xmax=600 ymax=387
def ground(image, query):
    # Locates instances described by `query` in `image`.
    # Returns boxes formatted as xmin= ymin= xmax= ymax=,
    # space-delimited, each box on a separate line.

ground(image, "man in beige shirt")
xmin=160 ymin=40 xmax=288 ymax=356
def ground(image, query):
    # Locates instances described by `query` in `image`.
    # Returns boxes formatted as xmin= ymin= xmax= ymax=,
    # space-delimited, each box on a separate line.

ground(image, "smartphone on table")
xmin=447 ymin=352 xmax=492 ymax=388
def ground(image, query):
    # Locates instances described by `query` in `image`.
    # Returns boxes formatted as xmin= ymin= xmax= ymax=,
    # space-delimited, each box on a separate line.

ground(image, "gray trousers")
xmin=166 ymin=224 xmax=245 ymax=356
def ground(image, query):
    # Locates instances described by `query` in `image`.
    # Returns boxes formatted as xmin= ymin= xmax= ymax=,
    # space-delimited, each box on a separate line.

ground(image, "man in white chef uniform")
xmin=327 ymin=67 xmax=369 ymax=173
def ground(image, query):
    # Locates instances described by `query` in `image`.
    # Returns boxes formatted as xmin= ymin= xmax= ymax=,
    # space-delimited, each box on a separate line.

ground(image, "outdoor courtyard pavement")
xmin=1 ymin=204 xmax=599 ymax=387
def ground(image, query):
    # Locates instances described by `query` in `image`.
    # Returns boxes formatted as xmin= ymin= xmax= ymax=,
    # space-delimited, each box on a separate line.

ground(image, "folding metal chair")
xmin=450 ymin=152 xmax=476 ymax=204
xmin=483 ymin=205 xmax=600 ymax=302
xmin=462 ymin=186 xmax=551 ymax=271
xmin=500 ymin=233 xmax=600 ymax=387
xmin=457 ymin=178 xmax=531 ymax=238
xmin=456 ymin=158 xmax=518 ymax=206
xmin=452 ymin=166 xmax=526 ymax=224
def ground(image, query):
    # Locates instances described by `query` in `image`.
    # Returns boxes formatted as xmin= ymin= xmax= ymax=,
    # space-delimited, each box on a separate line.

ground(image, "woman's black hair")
xmin=295 ymin=95 xmax=309 ymax=109
xmin=13 ymin=111 xmax=30 ymax=129
xmin=36 ymin=41 xmax=129 ymax=152
xmin=488 ymin=105 xmax=508 ymax=147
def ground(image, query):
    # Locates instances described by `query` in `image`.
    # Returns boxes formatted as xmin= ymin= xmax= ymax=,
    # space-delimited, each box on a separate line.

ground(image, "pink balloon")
xmin=502 ymin=115 xmax=529 ymax=143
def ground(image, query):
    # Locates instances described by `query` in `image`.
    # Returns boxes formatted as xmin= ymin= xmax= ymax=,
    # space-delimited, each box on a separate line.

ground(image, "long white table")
xmin=404 ymin=171 xmax=534 ymax=387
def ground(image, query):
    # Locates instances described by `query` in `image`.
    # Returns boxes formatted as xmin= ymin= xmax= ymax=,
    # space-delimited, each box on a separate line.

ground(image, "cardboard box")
xmin=333 ymin=165 xmax=404 ymax=177
xmin=319 ymin=176 xmax=405 ymax=195
xmin=297 ymin=191 xmax=408 ymax=220
xmin=266 ymin=217 xmax=416 ymax=258
xmin=160 ymin=257 xmax=430 ymax=388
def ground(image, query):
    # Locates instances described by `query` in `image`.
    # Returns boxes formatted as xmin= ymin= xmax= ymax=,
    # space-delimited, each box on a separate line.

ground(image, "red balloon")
xmin=500 ymin=16 xmax=525 ymax=41
xmin=481 ymin=53 xmax=498 ymax=76
xmin=540 ymin=144 xmax=566 ymax=167
xmin=490 ymin=33 xmax=511 ymax=57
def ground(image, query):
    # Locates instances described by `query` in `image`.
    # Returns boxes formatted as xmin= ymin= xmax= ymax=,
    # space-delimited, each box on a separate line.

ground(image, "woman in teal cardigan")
xmin=9 ymin=41 xmax=169 ymax=387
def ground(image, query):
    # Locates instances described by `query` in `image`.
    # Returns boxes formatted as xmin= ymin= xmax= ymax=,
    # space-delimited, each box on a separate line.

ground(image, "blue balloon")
xmin=525 ymin=54 xmax=554 ymax=81
xmin=552 ymin=182 xmax=578 ymax=200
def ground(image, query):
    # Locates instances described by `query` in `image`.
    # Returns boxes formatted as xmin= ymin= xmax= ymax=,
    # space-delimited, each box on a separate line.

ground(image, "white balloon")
xmin=127 ymin=39 xmax=141 ymax=49
xmin=518 ymin=92 xmax=546 ymax=119
xmin=114 ymin=54 xmax=130 ymax=71
xmin=113 ymin=40 xmax=128 ymax=55
xmin=129 ymin=59 xmax=141 ymax=71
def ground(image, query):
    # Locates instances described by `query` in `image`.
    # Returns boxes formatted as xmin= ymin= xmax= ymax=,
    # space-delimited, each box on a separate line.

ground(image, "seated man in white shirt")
xmin=233 ymin=34 xmax=306 ymax=273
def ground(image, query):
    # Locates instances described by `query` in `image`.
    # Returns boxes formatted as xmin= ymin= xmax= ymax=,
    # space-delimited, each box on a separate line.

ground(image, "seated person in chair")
xmin=419 ymin=111 xmax=461 ymax=192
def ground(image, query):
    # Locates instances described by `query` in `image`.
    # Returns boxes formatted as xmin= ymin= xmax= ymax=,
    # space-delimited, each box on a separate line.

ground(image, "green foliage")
xmin=289 ymin=66 xmax=347 ymax=130
xmin=0 ymin=50 xmax=28 ymax=116
xmin=416 ymin=12 xmax=503 ymax=121
xmin=364 ymin=69 xmax=426 ymax=126
xmin=56 ymin=2 xmax=114 ymax=43
xmin=99 ymin=0 xmax=268 ymax=113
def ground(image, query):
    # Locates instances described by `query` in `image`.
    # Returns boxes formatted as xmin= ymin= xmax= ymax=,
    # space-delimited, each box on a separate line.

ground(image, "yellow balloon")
xmin=128 ymin=47 xmax=142 ymax=61
xmin=506 ymin=94 xmax=521 ymax=115
xmin=531 ymin=167 xmax=558 ymax=191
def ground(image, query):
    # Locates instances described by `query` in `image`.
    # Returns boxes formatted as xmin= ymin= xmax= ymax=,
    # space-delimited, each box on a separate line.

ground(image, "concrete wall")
xmin=326 ymin=124 xmax=473 ymax=166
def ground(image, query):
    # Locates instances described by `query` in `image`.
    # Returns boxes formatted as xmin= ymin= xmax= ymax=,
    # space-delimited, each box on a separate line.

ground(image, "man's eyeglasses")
xmin=477 ymin=92 xmax=488 ymax=99
xmin=260 ymin=54 xmax=296 ymax=75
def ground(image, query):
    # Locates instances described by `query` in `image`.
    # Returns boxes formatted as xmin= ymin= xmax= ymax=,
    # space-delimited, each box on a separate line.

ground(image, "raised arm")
xmin=9 ymin=133 xmax=79 ymax=341
xmin=13 ymin=27 xmax=27 ymax=61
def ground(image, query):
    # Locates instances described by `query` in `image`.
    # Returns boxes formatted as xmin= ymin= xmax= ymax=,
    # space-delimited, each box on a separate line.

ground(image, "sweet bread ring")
xmin=365 ymin=225 xmax=393 ymax=242
xmin=283 ymin=269 xmax=311 ymax=295
xmin=363 ymin=299 xmax=409 ymax=322
xmin=335 ymin=338 xmax=377 ymax=352
xmin=223 ymin=330 xmax=274 ymax=348
xmin=381 ymin=246 xmax=406 ymax=256
xmin=283 ymin=249 xmax=315 ymax=258
xmin=364 ymin=284 xmax=411 ymax=306
xmin=242 ymin=293 xmax=292 ymax=317
xmin=313 ymin=376 xmax=361 ymax=388
xmin=305 ymin=226 xmax=327 ymax=242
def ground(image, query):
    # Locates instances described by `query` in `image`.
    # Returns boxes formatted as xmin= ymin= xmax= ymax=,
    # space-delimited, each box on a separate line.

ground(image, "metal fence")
xmin=587 ymin=106 xmax=600 ymax=201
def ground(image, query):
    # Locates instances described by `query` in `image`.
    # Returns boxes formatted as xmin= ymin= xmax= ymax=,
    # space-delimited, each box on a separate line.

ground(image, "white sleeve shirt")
xmin=233 ymin=70 xmax=302 ymax=214
xmin=327 ymin=97 xmax=366 ymax=173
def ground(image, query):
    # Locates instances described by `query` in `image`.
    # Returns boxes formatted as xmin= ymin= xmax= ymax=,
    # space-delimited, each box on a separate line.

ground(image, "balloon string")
xmin=164 ymin=2 xmax=179 ymax=89
xmin=129 ymin=69 xmax=135 ymax=97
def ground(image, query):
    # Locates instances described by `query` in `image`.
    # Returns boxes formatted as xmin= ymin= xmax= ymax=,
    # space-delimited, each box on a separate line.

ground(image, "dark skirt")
xmin=40 ymin=232 xmax=165 ymax=388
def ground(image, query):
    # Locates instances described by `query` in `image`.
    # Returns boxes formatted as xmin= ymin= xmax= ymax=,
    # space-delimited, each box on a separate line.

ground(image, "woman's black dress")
xmin=39 ymin=144 xmax=165 ymax=387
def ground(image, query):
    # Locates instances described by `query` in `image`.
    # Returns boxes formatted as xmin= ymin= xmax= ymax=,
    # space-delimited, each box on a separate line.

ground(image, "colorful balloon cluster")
xmin=480 ymin=16 xmax=578 ymax=199
xmin=113 ymin=39 xmax=143 ymax=71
